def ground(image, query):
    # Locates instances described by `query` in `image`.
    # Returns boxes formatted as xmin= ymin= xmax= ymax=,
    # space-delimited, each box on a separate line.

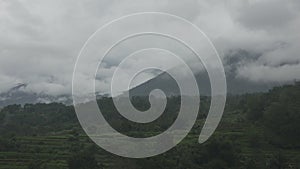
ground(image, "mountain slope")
xmin=0 ymin=83 xmax=72 ymax=107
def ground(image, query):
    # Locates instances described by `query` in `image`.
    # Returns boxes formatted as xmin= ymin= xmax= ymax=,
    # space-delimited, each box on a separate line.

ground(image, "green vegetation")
xmin=0 ymin=83 xmax=300 ymax=169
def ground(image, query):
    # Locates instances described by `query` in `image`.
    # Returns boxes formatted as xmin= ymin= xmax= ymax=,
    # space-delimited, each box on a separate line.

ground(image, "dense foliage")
xmin=0 ymin=83 xmax=300 ymax=169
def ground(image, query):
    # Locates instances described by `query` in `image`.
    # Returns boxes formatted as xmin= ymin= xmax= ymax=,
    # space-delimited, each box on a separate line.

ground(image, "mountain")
xmin=0 ymin=83 xmax=72 ymax=107
xmin=0 ymin=50 xmax=291 ymax=106
xmin=128 ymin=69 xmax=278 ymax=97
xmin=129 ymin=50 xmax=284 ymax=96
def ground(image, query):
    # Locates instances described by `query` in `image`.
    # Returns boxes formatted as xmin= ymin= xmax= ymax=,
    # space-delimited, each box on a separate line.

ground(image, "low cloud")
xmin=0 ymin=0 xmax=299 ymax=96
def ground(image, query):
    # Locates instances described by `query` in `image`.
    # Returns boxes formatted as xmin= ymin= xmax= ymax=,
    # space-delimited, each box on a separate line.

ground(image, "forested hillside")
xmin=0 ymin=83 xmax=300 ymax=169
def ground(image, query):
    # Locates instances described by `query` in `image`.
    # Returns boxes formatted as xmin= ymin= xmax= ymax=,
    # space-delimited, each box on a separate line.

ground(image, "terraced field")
xmin=1 ymin=115 xmax=299 ymax=169
xmin=1 ymin=84 xmax=300 ymax=168
xmin=0 ymin=132 xmax=117 ymax=169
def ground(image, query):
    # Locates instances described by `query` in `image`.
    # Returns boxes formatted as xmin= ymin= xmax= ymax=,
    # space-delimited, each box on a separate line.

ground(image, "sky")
xmin=0 ymin=0 xmax=300 ymax=96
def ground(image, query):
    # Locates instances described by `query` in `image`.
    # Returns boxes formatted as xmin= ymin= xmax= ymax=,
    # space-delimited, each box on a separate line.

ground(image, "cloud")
xmin=235 ymin=0 xmax=298 ymax=30
xmin=237 ymin=63 xmax=300 ymax=83
xmin=0 ymin=0 xmax=299 ymax=96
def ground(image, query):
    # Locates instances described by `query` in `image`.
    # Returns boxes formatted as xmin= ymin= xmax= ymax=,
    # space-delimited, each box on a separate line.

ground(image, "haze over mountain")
xmin=1 ymin=0 xmax=300 ymax=106
xmin=0 ymin=50 xmax=293 ymax=107
xmin=129 ymin=50 xmax=287 ymax=97
xmin=0 ymin=83 xmax=72 ymax=107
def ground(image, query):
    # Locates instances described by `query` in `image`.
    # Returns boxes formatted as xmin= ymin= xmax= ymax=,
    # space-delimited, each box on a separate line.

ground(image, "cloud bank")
xmin=0 ymin=0 xmax=299 ymax=96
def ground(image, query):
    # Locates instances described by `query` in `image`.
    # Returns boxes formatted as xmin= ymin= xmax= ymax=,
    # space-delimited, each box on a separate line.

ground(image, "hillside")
xmin=0 ymin=83 xmax=300 ymax=169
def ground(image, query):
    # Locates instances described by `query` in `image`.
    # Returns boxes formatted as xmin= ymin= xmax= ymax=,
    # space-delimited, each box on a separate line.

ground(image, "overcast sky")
xmin=0 ymin=0 xmax=300 ymax=96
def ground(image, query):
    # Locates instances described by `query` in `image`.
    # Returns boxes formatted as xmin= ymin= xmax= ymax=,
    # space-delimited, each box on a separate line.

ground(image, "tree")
xmin=68 ymin=146 xmax=102 ymax=169
xmin=264 ymin=100 xmax=300 ymax=147
xmin=193 ymin=137 xmax=241 ymax=169
xmin=268 ymin=152 xmax=287 ymax=169
xmin=245 ymin=94 xmax=265 ymax=121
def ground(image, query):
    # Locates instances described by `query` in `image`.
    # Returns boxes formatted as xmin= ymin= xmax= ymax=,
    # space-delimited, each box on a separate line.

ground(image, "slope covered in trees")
xmin=0 ymin=83 xmax=300 ymax=169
